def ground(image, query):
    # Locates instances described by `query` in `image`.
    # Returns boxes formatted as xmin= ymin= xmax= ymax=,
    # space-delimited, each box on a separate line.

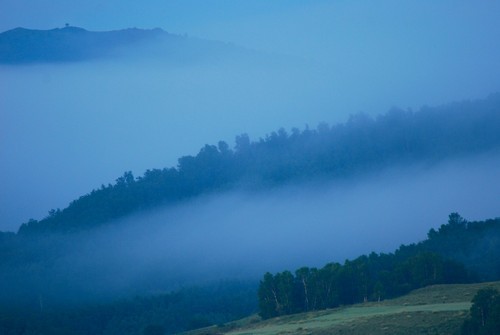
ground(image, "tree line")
xmin=17 ymin=93 xmax=500 ymax=234
xmin=258 ymin=252 xmax=469 ymax=319
xmin=401 ymin=213 xmax=500 ymax=281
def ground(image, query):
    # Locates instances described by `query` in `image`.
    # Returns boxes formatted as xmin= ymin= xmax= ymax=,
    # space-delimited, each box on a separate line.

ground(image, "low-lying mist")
xmin=10 ymin=151 xmax=498 ymax=304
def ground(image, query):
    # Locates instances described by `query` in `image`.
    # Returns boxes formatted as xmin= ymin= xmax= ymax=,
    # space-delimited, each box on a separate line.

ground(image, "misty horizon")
xmin=2 ymin=1 xmax=500 ymax=231
xmin=0 ymin=0 xmax=499 ymax=293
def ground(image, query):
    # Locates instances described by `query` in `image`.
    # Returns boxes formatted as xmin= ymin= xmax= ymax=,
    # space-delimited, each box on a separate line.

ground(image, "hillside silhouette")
xmin=0 ymin=26 xmax=249 ymax=64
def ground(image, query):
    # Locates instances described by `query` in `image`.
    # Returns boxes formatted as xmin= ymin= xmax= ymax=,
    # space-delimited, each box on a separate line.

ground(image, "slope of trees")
xmin=258 ymin=213 xmax=500 ymax=319
xmin=17 ymin=93 xmax=500 ymax=234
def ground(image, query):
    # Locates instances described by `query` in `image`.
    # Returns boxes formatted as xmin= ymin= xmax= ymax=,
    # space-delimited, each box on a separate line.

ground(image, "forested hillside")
xmin=1 ymin=94 xmax=499 ymax=333
xmin=403 ymin=213 xmax=500 ymax=281
xmin=257 ymin=213 xmax=500 ymax=319
xmin=258 ymin=251 xmax=469 ymax=319
xmin=1 ymin=214 xmax=499 ymax=334
xmin=16 ymin=93 xmax=500 ymax=234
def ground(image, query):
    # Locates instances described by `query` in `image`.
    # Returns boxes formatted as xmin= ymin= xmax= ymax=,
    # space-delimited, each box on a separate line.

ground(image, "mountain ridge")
xmin=0 ymin=26 xmax=169 ymax=63
xmin=0 ymin=26 xmax=250 ymax=64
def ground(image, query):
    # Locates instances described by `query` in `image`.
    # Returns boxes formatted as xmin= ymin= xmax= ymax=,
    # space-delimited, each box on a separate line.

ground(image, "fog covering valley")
xmin=1 ymin=2 xmax=500 ymax=332
xmin=3 ymin=152 xmax=500 ymax=305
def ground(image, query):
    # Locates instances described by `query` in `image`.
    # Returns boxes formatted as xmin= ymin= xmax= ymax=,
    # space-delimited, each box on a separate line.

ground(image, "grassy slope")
xmin=182 ymin=281 xmax=500 ymax=335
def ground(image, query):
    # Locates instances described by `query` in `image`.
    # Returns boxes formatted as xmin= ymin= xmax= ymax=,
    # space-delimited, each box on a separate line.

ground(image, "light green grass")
xmin=226 ymin=302 xmax=471 ymax=335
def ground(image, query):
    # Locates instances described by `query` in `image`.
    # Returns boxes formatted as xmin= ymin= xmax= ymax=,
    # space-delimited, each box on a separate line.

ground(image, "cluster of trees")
xmin=462 ymin=288 xmax=500 ymax=335
xmin=401 ymin=213 xmax=500 ymax=281
xmin=257 ymin=212 xmax=500 ymax=319
xmin=258 ymin=251 xmax=469 ymax=319
xmin=17 ymin=93 xmax=500 ymax=234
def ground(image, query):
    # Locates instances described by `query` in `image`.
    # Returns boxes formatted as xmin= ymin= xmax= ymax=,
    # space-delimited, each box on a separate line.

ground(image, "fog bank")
xmin=40 ymin=152 xmax=500 ymax=299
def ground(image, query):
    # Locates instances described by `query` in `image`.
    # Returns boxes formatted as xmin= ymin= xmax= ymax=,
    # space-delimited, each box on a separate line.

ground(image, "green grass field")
xmin=182 ymin=281 xmax=500 ymax=335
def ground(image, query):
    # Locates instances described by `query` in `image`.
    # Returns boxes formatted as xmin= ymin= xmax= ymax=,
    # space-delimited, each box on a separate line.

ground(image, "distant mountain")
xmin=0 ymin=26 xmax=247 ymax=64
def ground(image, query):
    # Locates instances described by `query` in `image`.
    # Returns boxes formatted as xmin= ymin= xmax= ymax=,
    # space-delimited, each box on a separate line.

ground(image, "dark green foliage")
xmin=414 ymin=213 xmax=500 ymax=281
xmin=258 ymin=271 xmax=295 ymax=317
xmin=15 ymin=93 xmax=500 ymax=234
xmin=462 ymin=288 xmax=500 ymax=335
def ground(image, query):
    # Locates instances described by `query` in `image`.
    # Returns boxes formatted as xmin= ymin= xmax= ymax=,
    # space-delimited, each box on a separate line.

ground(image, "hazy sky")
xmin=1 ymin=0 xmax=500 ymax=231
xmin=0 ymin=1 xmax=311 ymax=35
